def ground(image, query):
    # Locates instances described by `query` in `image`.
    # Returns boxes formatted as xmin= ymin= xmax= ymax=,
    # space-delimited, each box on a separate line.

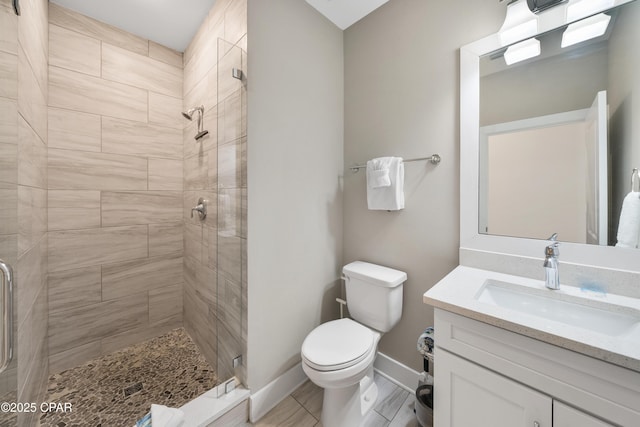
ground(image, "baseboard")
xmin=180 ymin=385 xmax=250 ymax=427
xmin=374 ymin=352 xmax=421 ymax=393
xmin=249 ymin=363 xmax=308 ymax=422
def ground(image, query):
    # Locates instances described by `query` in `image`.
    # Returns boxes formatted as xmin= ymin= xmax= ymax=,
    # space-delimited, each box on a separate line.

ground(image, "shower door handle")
xmin=0 ymin=259 xmax=13 ymax=374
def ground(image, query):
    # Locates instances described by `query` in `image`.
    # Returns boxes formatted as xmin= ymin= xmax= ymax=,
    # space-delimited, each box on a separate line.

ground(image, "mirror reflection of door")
xmin=479 ymin=91 xmax=608 ymax=244
xmin=585 ymin=91 xmax=608 ymax=245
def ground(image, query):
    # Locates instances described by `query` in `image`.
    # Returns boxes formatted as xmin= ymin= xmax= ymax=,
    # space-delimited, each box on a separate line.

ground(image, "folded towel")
xmin=367 ymin=157 xmax=404 ymax=211
xmin=366 ymin=157 xmax=393 ymax=189
xmin=615 ymin=191 xmax=640 ymax=248
xmin=136 ymin=404 xmax=184 ymax=427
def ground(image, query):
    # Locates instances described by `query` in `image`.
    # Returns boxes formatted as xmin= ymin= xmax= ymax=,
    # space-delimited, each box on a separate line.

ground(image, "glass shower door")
xmin=0 ymin=2 xmax=19 ymax=424
xmin=216 ymin=38 xmax=247 ymax=386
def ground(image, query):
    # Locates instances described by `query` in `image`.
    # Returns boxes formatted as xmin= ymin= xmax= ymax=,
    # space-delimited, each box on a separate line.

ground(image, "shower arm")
xmin=197 ymin=109 xmax=203 ymax=133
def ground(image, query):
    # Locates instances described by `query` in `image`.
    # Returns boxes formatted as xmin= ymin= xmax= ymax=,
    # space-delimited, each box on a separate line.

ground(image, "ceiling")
xmin=50 ymin=0 xmax=217 ymax=52
xmin=49 ymin=0 xmax=390 ymax=53
xmin=305 ymin=0 xmax=390 ymax=30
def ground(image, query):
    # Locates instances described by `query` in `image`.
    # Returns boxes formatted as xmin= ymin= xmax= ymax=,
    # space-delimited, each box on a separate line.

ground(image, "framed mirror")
xmin=460 ymin=0 xmax=640 ymax=272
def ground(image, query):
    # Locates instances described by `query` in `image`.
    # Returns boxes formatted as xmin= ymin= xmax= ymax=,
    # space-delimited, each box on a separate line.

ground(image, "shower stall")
xmin=0 ymin=0 xmax=247 ymax=424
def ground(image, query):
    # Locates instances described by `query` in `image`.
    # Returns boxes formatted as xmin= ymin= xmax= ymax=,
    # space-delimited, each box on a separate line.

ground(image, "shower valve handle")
xmin=191 ymin=198 xmax=207 ymax=220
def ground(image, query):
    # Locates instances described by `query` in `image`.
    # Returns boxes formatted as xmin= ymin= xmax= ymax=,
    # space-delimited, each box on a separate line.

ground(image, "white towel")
xmin=615 ymin=192 xmax=640 ymax=248
xmin=149 ymin=404 xmax=184 ymax=427
xmin=367 ymin=157 xmax=404 ymax=211
xmin=366 ymin=157 xmax=393 ymax=188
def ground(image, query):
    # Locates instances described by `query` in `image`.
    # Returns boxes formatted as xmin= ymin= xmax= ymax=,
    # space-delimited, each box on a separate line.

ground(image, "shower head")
xmin=182 ymin=106 xmax=208 ymax=141
xmin=181 ymin=105 xmax=204 ymax=121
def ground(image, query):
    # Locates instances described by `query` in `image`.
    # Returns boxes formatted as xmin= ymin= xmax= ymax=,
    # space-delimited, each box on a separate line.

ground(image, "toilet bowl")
xmin=301 ymin=261 xmax=406 ymax=427
xmin=302 ymin=318 xmax=381 ymax=427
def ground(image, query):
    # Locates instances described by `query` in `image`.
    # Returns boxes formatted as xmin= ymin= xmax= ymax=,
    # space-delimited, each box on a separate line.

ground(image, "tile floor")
xmin=249 ymin=373 xmax=421 ymax=427
xmin=38 ymin=328 xmax=217 ymax=427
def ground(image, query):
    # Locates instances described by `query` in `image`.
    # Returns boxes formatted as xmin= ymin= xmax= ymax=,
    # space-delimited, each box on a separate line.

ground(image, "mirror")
xmin=460 ymin=0 xmax=640 ymax=272
xmin=478 ymin=1 xmax=638 ymax=246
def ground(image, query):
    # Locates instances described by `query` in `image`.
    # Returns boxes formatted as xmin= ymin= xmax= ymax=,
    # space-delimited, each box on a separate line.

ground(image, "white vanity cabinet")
xmin=437 ymin=350 xmax=615 ymax=427
xmin=433 ymin=309 xmax=640 ymax=427
xmin=437 ymin=349 xmax=552 ymax=427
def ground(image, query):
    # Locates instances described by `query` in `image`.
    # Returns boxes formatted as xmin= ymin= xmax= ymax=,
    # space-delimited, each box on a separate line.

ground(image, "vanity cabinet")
xmin=438 ymin=349 xmax=551 ymax=426
xmin=433 ymin=309 xmax=640 ymax=427
xmin=438 ymin=350 xmax=614 ymax=427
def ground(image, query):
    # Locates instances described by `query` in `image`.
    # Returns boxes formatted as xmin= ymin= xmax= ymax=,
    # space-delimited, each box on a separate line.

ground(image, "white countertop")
xmin=423 ymin=266 xmax=640 ymax=373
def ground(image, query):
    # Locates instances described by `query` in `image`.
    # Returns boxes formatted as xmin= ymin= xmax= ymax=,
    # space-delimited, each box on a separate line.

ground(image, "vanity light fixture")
xmin=499 ymin=0 xmax=539 ymax=46
xmin=561 ymin=13 xmax=611 ymax=48
xmin=504 ymin=37 xmax=541 ymax=65
xmin=566 ymin=0 xmax=614 ymax=22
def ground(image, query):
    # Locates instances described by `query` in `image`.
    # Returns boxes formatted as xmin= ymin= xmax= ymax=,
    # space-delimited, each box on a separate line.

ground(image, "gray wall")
xmin=247 ymin=0 xmax=344 ymax=391
xmin=608 ymin=1 xmax=640 ymax=243
xmin=343 ymin=0 xmax=505 ymax=371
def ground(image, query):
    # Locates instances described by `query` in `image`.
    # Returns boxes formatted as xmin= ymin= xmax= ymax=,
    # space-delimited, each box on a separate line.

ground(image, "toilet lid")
xmin=301 ymin=318 xmax=376 ymax=371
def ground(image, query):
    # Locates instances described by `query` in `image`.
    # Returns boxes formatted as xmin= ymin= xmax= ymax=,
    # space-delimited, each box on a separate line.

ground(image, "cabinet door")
xmin=554 ymin=401 xmax=615 ymax=427
xmin=435 ymin=350 xmax=552 ymax=427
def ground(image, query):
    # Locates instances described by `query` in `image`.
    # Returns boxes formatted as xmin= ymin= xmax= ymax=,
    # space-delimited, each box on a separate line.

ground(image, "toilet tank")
xmin=343 ymin=261 xmax=406 ymax=333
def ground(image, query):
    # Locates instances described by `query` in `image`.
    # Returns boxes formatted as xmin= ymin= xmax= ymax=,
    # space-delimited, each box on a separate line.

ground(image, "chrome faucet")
xmin=191 ymin=197 xmax=207 ymax=220
xmin=544 ymin=233 xmax=560 ymax=290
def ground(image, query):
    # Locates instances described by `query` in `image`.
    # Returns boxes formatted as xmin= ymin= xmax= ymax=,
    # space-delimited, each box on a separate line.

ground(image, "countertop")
xmin=423 ymin=266 xmax=640 ymax=373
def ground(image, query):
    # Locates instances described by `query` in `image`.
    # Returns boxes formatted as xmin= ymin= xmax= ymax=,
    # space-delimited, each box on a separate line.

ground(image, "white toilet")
xmin=301 ymin=261 xmax=406 ymax=427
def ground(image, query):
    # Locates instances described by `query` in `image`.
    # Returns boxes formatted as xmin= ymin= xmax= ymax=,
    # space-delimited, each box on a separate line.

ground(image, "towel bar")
xmin=349 ymin=154 xmax=441 ymax=173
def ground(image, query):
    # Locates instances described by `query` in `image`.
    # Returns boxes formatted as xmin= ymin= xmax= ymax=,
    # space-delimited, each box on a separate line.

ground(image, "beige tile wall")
xmin=183 ymin=0 xmax=247 ymax=385
xmin=0 ymin=0 xmax=51 ymax=424
xmin=47 ymin=4 xmax=185 ymax=373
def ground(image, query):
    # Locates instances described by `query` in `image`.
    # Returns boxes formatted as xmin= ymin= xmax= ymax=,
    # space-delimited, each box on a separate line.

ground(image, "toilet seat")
xmin=301 ymin=318 xmax=376 ymax=372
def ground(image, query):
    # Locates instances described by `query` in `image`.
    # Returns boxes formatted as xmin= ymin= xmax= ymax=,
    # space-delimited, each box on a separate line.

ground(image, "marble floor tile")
xmin=374 ymin=373 xmax=401 ymax=404
xmin=291 ymin=380 xmax=323 ymax=420
xmin=389 ymin=393 xmax=421 ymax=427
xmin=374 ymin=377 xmax=410 ymax=421
xmin=364 ymin=409 xmax=392 ymax=427
xmin=253 ymin=396 xmax=317 ymax=427
xmin=252 ymin=372 xmax=425 ymax=427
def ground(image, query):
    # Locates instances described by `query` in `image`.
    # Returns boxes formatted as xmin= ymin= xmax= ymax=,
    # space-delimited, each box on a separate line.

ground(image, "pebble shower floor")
xmin=38 ymin=328 xmax=217 ymax=427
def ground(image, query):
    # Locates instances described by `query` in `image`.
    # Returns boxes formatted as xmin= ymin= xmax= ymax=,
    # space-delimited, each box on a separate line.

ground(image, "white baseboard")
xmin=180 ymin=385 xmax=250 ymax=427
xmin=249 ymin=363 xmax=308 ymax=422
xmin=374 ymin=352 xmax=421 ymax=393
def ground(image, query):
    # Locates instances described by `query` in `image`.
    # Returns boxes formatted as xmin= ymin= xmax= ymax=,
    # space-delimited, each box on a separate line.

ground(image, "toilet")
xmin=301 ymin=261 xmax=406 ymax=427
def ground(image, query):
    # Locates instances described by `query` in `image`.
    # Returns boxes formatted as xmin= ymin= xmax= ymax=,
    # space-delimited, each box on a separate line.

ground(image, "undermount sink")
xmin=476 ymin=280 xmax=640 ymax=336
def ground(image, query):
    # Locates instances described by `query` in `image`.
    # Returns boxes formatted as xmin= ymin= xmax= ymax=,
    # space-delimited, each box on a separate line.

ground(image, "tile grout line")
xmin=290 ymin=392 xmax=320 ymax=423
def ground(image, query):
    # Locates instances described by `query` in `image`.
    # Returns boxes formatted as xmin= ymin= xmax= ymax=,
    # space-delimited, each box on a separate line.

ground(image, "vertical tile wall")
xmin=182 ymin=0 xmax=247 ymax=385
xmin=0 ymin=0 xmax=49 ymax=425
xmin=46 ymin=4 xmax=185 ymax=373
